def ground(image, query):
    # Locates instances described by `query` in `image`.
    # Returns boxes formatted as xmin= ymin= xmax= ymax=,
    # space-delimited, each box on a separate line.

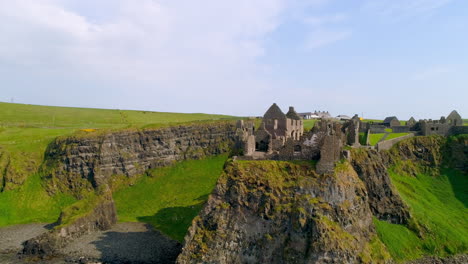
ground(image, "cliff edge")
xmin=176 ymin=160 xmax=391 ymax=263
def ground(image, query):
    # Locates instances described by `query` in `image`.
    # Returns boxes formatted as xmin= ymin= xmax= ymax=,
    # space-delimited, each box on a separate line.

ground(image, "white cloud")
xmin=0 ymin=0 xmax=288 ymax=114
xmin=305 ymin=29 xmax=352 ymax=49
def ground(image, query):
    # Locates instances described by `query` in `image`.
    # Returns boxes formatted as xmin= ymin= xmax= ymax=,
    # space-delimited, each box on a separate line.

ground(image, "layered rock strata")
xmin=42 ymin=122 xmax=237 ymax=196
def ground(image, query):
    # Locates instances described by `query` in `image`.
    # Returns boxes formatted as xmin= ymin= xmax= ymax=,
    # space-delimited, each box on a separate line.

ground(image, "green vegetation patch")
xmin=57 ymin=192 xmax=100 ymax=228
xmin=360 ymin=234 xmax=393 ymax=264
xmin=374 ymin=218 xmax=424 ymax=261
xmin=113 ymin=155 xmax=228 ymax=242
xmin=303 ymin=119 xmax=317 ymax=131
xmin=385 ymin=133 xmax=410 ymax=140
xmin=369 ymin=133 xmax=386 ymax=146
xmin=362 ymin=119 xmax=383 ymax=123
xmin=375 ymin=168 xmax=468 ymax=261
xmin=359 ymin=132 xmax=367 ymax=145
xmin=0 ymin=173 xmax=76 ymax=227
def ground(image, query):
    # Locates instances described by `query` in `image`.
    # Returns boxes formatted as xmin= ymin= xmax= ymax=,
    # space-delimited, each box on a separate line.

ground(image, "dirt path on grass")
xmin=0 ymin=222 xmax=181 ymax=264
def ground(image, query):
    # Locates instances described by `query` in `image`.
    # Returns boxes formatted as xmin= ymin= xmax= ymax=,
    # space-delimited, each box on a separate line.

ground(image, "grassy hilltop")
xmin=0 ymin=102 xmax=235 ymax=227
xmin=0 ymin=102 xmax=235 ymax=178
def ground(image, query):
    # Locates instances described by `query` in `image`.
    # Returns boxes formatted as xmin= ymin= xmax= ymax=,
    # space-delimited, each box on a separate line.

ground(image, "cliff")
xmin=176 ymin=160 xmax=391 ymax=263
xmin=350 ymin=148 xmax=410 ymax=225
xmin=42 ymin=121 xmax=237 ymax=196
xmin=176 ymin=135 xmax=467 ymax=263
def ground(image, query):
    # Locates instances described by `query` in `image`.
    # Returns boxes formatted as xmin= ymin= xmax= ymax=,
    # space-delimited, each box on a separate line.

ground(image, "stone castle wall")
xmin=449 ymin=126 xmax=468 ymax=136
xmin=376 ymin=133 xmax=415 ymax=151
xmin=392 ymin=126 xmax=411 ymax=133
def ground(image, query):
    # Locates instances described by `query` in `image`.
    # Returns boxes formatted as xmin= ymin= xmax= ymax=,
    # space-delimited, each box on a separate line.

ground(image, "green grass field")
xmin=361 ymin=119 xmax=383 ymax=123
xmin=385 ymin=133 xmax=410 ymax=140
xmin=369 ymin=133 xmax=386 ymax=146
xmin=375 ymin=168 xmax=468 ymax=261
xmin=303 ymin=119 xmax=317 ymax=131
xmin=0 ymin=173 xmax=76 ymax=227
xmin=113 ymin=155 xmax=228 ymax=242
xmin=368 ymin=132 xmax=410 ymax=146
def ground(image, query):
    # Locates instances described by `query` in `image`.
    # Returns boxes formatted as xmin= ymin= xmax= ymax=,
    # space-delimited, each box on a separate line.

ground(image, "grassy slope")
xmin=303 ymin=119 xmax=317 ymax=131
xmin=0 ymin=102 xmax=235 ymax=227
xmin=369 ymin=133 xmax=386 ymax=146
xmin=375 ymin=168 xmax=468 ymax=262
xmin=113 ymin=154 xmax=229 ymax=242
xmin=368 ymin=132 xmax=410 ymax=146
xmin=385 ymin=133 xmax=410 ymax=140
xmin=0 ymin=174 xmax=76 ymax=226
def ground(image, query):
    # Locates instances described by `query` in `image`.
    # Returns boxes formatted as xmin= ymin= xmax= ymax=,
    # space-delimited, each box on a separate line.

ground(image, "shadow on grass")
xmin=445 ymin=169 xmax=468 ymax=208
xmin=137 ymin=195 xmax=209 ymax=242
xmin=90 ymin=224 xmax=181 ymax=264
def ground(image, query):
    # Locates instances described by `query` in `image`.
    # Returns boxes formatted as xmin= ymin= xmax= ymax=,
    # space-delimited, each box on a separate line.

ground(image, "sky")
xmin=1 ymin=0 xmax=467 ymax=119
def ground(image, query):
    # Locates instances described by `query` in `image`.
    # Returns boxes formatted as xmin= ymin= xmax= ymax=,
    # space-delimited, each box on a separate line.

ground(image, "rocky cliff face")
xmin=176 ymin=135 xmax=466 ymax=263
xmin=443 ymin=134 xmax=468 ymax=172
xmin=176 ymin=160 xmax=391 ymax=264
xmin=0 ymin=147 xmax=34 ymax=192
xmin=42 ymin=122 xmax=237 ymax=196
xmin=350 ymin=148 xmax=410 ymax=225
xmin=349 ymin=135 xmax=467 ymax=226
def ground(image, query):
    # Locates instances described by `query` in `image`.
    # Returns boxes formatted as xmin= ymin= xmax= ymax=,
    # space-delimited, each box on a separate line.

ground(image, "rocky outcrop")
xmin=0 ymin=148 xmax=34 ymax=192
xmin=177 ymin=160 xmax=391 ymax=264
xmin=350 ymin=148 xmax=410 ymax=225
xmin=443 ymin=135 xmax=468 ymax=172
xmin=21 ymin=191 xmax=117 ymax=257
xmin=42 ymin=121 xmax=237 ymax=196
xmin=0 ymin=148 xmax=8 ymax=192
xmin=387 ymin=136 xmax=445 ymax=171
xmin=350 ymin=134 xmax=467 ymax=226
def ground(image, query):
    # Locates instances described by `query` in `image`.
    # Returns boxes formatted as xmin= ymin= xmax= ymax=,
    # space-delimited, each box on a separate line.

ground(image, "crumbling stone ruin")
xmin=236 ymin=103 xmax=360 ymax=174
xmin=236 ymin=105 xmax=466 ymax=174
xmin=412 ymin=110 xmax=466 ymax=136
xmin=407 ymin=117 xmax=416 ymax=127
xmin=360 ymin=110 xmax=466 ymax=137
xmin=236 ymin=103 xmax=304 ymax=157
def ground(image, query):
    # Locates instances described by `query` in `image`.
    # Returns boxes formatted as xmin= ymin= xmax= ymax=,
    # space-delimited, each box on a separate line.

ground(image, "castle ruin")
xmin=236 ymin=104 xmax=466 ymax=174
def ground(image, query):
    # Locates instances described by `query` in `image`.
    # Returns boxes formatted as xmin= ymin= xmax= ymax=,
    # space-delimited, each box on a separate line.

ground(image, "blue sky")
xmin=1 ymin=0 xmax=467 ymax=119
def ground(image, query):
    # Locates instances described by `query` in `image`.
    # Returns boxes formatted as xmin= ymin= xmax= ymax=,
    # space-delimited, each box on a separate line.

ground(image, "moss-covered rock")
xmin=177 ymin=160 xmax=391 ymax=263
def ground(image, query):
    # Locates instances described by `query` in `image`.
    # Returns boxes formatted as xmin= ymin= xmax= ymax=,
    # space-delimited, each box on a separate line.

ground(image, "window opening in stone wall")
xmin=294 ymin=145 xmax=302 ymax=153
xmin=256 ymin=140 xmax=268 ymax=152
